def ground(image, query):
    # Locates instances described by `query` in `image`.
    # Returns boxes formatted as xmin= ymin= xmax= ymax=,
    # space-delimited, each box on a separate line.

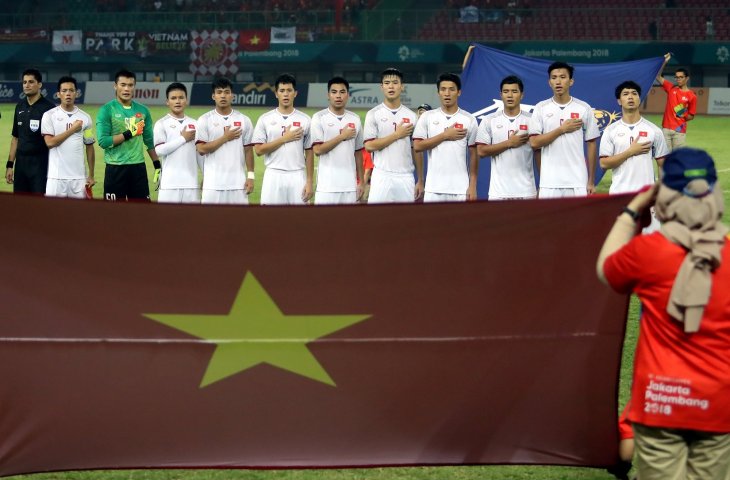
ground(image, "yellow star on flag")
xmin=144 ymin=272 xmax=370 ymax=388
xmin=250 ymin=35 xmax=260 ymax=45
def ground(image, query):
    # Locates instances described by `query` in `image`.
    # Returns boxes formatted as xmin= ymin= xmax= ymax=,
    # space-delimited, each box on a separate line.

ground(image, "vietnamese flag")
xmin=239 ymin=29 xmax=270 ymax=51
xmin=0 ymin=193 xmax=630 ymax=476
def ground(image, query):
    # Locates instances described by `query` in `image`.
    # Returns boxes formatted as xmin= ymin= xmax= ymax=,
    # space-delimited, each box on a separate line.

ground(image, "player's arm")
xmin=412 ymin=147 xmax=424 ymax=200
xmin=85 ymin=143 xmax=96 ymax=187
xmin=599 ymin=138 xmax=652 ymax=169
xmin=467 ymin=145 xmax=479 ymax=201
xmin=243 ymin=145 xmax=254 ymax=194
xmin=5 ymin=136 xmax=18 ymax=184
xmin=656 ymin=52 xmax=671 ymax=84
xmin=354 ymin=149 xmax=364 ymax=200
xmin=254 ymin=126 xmax=302 ymax=156
xmin=97 ymin=107 xmax=144 ymax=148
xmin=586 ymin=139 xmax=597 ymax=194
xmin=686 ymin=94 xmax=697 ymax=122
xmin=462 ymin=45 xmax=475 ymax=70
xmin=155 ymin=125 xmax=195 ymax=156
xmin=529 ymin=119 xmax=582 ymax=149
xmin=477 ymin=132 xmax=529 ymax=157
xmin=534 ymin=148 xmax=541 ymax=175
xmin=313 ymin=126 xmax=356 ymax=156
xmin=364 ymin=122 xmax=413 ymax=152
xmin=44 ymin=120 xmax=83 ymax=148
xmin=196 ymin=126 xmax=241 ymax=154
xmin=302 ymin=148 xmax=314 ymax=202
xmin=413 ymin=126 xmax=467 ymax=152
xmin=597 ymin=185 xmax=657 ymax=284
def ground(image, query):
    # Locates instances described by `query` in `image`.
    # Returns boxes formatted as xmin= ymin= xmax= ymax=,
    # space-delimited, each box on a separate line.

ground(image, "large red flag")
xmin=0 ymin=193 xmax=630 ymax=477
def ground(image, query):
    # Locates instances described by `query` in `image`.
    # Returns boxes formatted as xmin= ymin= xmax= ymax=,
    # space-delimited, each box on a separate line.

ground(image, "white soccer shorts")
xmin=538 ymin=187 xmax=588 ymax=199
xmin=201 ymin=189 xmax=249 ymax=205
xmin=368 ymin=169 xmax=415 ymax=204
xmin=315 ymin=191 xmax=357 ymax=205
xmin=423 ymin=192 xmax=467 ymax=203
xmin=158 ymin=188 xmax=201 ymax=204
xmin=46 ymin=178 xmax=86 ymax=199
xmin=260 ymin=168 xmax=307 ymax=205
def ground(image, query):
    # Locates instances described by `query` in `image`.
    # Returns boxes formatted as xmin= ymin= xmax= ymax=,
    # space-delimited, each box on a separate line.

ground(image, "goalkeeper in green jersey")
xmin=96 ymin=69 xmax=161 ymax=201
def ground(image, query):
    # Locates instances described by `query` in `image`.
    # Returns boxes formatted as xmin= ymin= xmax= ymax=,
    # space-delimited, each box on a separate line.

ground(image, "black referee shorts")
xmin=13 ymin=155 xmax=48 ymax=194
xmin=104 ymin=163 xmax=150 ymax=202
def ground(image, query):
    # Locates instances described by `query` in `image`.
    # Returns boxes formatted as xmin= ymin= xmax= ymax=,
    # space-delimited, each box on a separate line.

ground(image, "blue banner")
xmin=461 ymin=44 xmax=664 ymax=198
xmin=189 ymin=82 xmax=309 ymax=108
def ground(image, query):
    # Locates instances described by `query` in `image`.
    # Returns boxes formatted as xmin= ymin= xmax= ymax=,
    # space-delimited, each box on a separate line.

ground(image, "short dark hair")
xmin=437 ymin=72 xmax=461 ymax=91
xmin=614 ymin=80 xmax=642 ymax=99
xmin=381 ymin=68 xmax=404 ymax=83
xmin=675 ymin=68 xmax=690 ymax=77
xmin=57 ymin=76 xmax=77 ymax=91
xmin=327 ymin=76 xmax=349 ymax=91
xmin=22 ymin=68 xmax=42 ymax=83
xmin=500 ymin=75 xmax=524 ymax=92
xmin=114 ymin=69 xmax=136 ymax=83
xmin=166 ymin=82 xmax=187 ymax=97
xmin=548 ymin=61 xmax=574 ymax=79
xmin=275 ymin=73 xmax=297 ymax=90
xmin=211 ymin=77 xmax=232 ymax=92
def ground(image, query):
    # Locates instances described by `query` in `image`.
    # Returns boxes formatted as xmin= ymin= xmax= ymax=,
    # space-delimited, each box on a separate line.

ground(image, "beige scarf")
xmin=654 ymin=180 xmax=727 ymax=332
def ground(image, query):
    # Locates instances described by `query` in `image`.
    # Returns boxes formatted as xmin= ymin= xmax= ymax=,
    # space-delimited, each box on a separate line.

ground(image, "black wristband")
xmin=152 ymin=160 xmax=161 ymax=170
xmin=621 ymin=206 xmax=640 ymax=221
xmin=6 ymin=160 xmax=13 ymax=169
xmin=122 ymin=130 xmax=133 ymax=141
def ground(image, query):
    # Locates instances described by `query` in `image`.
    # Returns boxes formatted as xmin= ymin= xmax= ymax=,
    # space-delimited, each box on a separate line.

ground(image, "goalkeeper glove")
xmin=122 ymin=120 xmax=145 ymax=141
xmin=152 ymin=160 xmax=161 ymax=190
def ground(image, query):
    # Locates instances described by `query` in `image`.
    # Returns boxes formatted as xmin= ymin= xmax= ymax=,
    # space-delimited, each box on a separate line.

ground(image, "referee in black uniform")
xmin=5 ymin=68 xmax=55 ymax=194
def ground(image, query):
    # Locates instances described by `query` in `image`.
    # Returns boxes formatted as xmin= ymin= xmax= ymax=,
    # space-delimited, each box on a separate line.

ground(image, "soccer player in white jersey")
xmin=253 ymin=73 xmax=313 ymax=205
xmin=413 ymin=72 xmax=478 ymax=202
xmin=311 ymin=76 xmax=365 ymax=204
xmin=196 ymin=77 xmax=254 ymax=205
xmin=363 ymin=68 xmax=424 ymax=203
xmin=600 ymin=81 xmax=669 ymax=194
xmin=601 ymin=80 xmax=669 ymax=232
xmin=529 ymin=61 xmax=600 ymax=198
xmin=476 ymin=75 xmax=539 ymax=200
xmin=41 ymin=76 xmax=95 ymax=199
xmin=153 ymin=83 xmax=200 ymax=203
